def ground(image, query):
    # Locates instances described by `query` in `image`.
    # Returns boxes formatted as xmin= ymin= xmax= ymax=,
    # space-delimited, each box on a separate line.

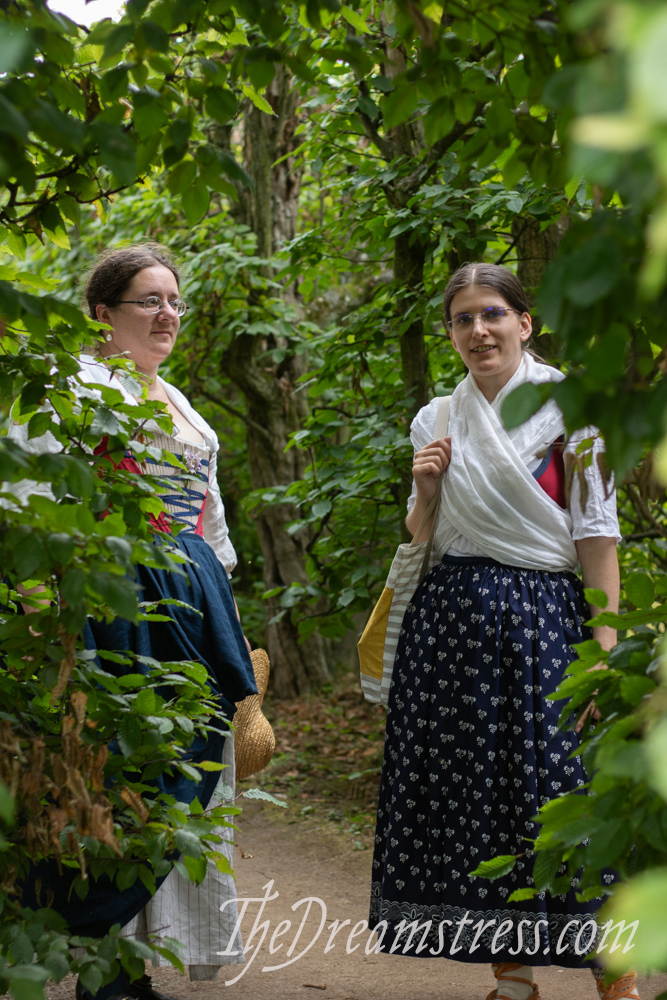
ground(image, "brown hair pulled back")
xmin=84 ymin=243 xmax=180 ymax=320
xmin=443 ymin=262 xmax=530 ymax=325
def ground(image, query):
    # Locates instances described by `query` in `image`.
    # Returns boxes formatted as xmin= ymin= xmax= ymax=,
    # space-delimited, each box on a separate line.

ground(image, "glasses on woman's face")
xmin=446 ymin=306 xmax=520 ymax=332
xmin=117 ymin=295 xmax=187 ymax=316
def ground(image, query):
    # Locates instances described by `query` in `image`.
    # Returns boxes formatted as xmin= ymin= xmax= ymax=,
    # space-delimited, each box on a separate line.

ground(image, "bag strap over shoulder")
xmin=410 ymin=395 xmax=451 ymax=581
xmin=433 ymin=394 xmax=451 ymax=441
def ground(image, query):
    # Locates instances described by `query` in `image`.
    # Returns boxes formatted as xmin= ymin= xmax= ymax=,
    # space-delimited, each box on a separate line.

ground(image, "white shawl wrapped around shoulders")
xmin=435 ymin=353 xmax=578 ymax=572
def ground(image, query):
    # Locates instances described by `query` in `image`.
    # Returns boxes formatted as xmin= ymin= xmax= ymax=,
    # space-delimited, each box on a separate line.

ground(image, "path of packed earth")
xmin=47 ymin=799 xmax=667 ymax=1000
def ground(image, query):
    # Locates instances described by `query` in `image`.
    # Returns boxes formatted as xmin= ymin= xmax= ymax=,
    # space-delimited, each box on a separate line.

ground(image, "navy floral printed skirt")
xmin=370 ymin=556 xmax=607 ymax=968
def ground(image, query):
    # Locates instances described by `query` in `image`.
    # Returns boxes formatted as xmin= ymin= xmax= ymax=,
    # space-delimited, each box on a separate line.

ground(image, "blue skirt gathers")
xmin=21 ymin=532 xmax=257 ymax=938
xmin=370 ymin=556 xmax=607 ymax=968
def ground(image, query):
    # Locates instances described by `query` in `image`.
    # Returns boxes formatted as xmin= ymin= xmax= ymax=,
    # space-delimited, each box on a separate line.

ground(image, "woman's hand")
xmin=405 ymin=437 xmax=452 ymax=542
xmin=575 ymin=694 xmax=602 ymax=733
xmin=412 ymin=437 xmax=452 ymax=503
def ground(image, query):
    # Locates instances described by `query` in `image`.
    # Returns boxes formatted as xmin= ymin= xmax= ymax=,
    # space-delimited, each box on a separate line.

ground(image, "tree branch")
xmin=355 ymin=80 xmax=396 ymax=162
xmin=192 ymin=383 xmax=273 ymax=443
xmin=396 ymin=109 xmax=484 ymax=199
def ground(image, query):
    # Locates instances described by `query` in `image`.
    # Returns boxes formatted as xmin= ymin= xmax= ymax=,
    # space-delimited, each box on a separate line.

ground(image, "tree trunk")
xmin=395 ymin=230 xmax=429 ymax=416
xmin=513 ymin=215 xmax=569 ymax=362
xmin=221 ymin=67 xmax=332 ymax=697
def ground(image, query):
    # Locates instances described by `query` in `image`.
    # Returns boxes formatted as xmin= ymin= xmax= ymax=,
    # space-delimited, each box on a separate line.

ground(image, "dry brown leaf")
xmin=70 ymin=690 xmax=88 ymax=728
xmin=51 ymin=629 xmax=77 ymax=703
xmin=120 ymin=786 xmax=149 ymax=824
xmin=91 ymin=802 xmax=122 ymax=854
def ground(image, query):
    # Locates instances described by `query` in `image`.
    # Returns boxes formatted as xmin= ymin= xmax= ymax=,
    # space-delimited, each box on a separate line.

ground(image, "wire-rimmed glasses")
xmin=446 ymin=307 xmax=520 ymax=331
xmin=117 ymin=295 xmax=187 ymax=316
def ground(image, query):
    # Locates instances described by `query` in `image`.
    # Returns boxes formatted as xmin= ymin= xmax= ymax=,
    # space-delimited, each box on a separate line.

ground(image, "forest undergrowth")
xmin=237 ymin=670 xmax=386 ymax=849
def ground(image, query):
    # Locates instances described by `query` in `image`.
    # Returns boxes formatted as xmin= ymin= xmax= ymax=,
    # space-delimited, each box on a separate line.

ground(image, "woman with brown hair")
xmin=369 ymin=263 xmax=635 ymax=999
xmin=14 ymin=244 xmax=255 ymax=1000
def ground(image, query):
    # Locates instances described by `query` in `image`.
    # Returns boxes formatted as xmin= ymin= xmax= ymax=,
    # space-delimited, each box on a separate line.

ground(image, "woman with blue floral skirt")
xmin=369 ymin=264 xmax=633 ymax=1000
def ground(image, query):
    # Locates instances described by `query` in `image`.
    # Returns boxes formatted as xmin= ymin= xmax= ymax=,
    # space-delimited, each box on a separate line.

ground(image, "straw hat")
xmin=233 ymin=648 xmax=275 ymax=781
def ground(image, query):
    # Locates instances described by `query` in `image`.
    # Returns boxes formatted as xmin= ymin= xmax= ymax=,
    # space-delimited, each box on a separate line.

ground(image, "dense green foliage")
xmin=3 ymin=0 xmax=667 ymax=992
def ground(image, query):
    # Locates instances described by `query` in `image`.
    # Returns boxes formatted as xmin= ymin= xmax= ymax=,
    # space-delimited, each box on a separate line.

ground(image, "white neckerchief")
xmin=435 ymin=353 xmax=578 ymax=572
xmin=77 ymin=355 xmax=217 ymax=451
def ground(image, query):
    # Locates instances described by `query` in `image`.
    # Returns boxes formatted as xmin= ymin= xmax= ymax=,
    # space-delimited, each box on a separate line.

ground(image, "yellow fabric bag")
xmin=358 ymin=396 xmax=450 ymax=705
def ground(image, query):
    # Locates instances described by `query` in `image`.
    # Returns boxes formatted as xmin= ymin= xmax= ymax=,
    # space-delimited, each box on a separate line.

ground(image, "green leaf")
xmin=182 ymin=179 xmax=210 ymax=226
xmin=646 ymin=719 xmax=667 ymax=800
xmin=341 ymin=6 xmax=371 ymax=33
xmin=183 ymin=854 xmax=208 ymax=883
xmin=597 ymin=742 xmax=647 ymax=780
xmin=380 ymin=86 xmax=418 ymax=130
xmin=116 ymin=863 xmax=140 ymax=890
xmin=66 ymin=458 xmax=95 ymax=499
xmin=138 ymin=865 xmax=156 ymax=896
xmin=470 ymin=854 xmax=516 ymax=880
xmin=42 ymin=210 xmax=70 ymax=251
xmin=312 ymin=499 xmax=332 ymax=518
xmin=27 ymin=410 xmax=54 ymax=439
xmin=117 ymin=715 xmax=142 ymax=756
xmin=30 ymin=100 xmax=84 ymax=154
xmin=91 ymin=406 xmax=121 ymax=437
xmin=6 ymin=966 xmax=49 ymax=1000
xmin=241 ymin=84 xmax=275 ymax=115
xmin=94 ymin=125 xmax=137 ymax=185
xmin=503 ymin=150 xmax=526 ymax=189
xmin=168 ymin=159 xmax=197 ymax=195
xmin=61 ymin=569 xmax=86 ymax=605
xmin=423 ymin=98 xmax=454 ymax=146
xmin=174 ymin=827 xmax=202 ymax=857
xmin=46 ymin=532 xmax=75 ymax=566
xmin=92 ymin=573 xmax=139 ymax=620
xmin=78 ymin=963 xmax=103 ymax=998
xmin=0 ymin=781 xmax=15 ymax=825
xmin=507 ymin=887 xmax=537 ymax=902
xmin=619 ymin=675 xmax=655 ymax=706
xmin=486 ymin=99 xmax=514 ymax=138
xmin=501 ymin=383 xmax=543 ymax=430
xmin=603 ymin=869 xmax=667 ymax=974
xmin=12 ymin=532 xmax=44 ymax=580
xmin=564 ymin=238 xmax=620 ymax=307
xmin=103 ymin=23 xmax=135 ymax=58
xmin=625 ymin=572 xmax=655 ymax=609
xmin=216 ymin=150 xmax=254 ymax=189
xmin=138 ymin=20 xmax=169 ymax=52
xmin=585 ymin=816 xmax=630 ymax=869
xmin=133 ymin=99 xmax=168 ymax=140
xmin=0 ymin=25 xmax=33 ymax=74
xmin=205 ymin=87 xmax=238 ymax=124
xmin=584 ymin=588 xmax=609 ymax=610
xmin=533 ymin=851 xmax=561 ymax=892
xmin=241 ymin=788 xmax=288 ymax=807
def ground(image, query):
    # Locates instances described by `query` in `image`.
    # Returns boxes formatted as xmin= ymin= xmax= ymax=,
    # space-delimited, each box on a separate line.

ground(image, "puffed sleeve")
xmin=202 ymin=445 xmax=238 ymax=577
xmin=566 ymin=428 xmax=621 ymax=542
xmin=407 ymin=398 xmax=440 ymax=513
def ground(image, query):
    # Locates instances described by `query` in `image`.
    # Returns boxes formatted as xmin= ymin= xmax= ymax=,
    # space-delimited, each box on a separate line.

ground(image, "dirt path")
xmin=49 ymin=800 xmax=667 ymax=1000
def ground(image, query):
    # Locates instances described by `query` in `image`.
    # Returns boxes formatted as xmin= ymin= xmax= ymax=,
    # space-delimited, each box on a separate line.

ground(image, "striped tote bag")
xmin=358 ymin=396 xmax=450 ymax=705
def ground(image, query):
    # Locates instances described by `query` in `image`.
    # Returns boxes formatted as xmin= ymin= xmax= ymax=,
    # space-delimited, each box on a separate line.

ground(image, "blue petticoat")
xmin=370 ymin=556 xmax=608 ymax=968
xmin=21 ymin=532 xmax=256 ymax=938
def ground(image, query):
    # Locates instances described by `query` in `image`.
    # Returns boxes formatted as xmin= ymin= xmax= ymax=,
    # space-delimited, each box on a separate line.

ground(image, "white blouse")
xmin=5 ymin=356 xmax=238 ymax=575
xmin=408 ymin=396 xmax=621 ymax=557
